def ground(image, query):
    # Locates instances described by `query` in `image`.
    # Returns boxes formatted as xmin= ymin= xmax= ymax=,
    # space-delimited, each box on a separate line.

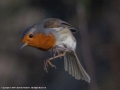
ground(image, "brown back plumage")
xmin=44 ymin=18 xmax=77 ymax=33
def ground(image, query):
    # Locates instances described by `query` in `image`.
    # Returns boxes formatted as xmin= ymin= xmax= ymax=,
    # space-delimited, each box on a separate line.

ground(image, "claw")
xmin=43 ymin=52 xmax=66 ymax=73
xmin=44 ymin=68 xmax=48 ymax=73
xmin=44 ymin=60 xmax=48 ymax=73
xmin=51 ymin=64 xmax=57 ymax=69
xmin=44 ymin=59 xmax=57 ymax=72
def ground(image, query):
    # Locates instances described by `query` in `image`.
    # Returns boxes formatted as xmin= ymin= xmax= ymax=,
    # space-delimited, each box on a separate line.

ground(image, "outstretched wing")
xmin=64 ymin=51 xmax=90 ymax=82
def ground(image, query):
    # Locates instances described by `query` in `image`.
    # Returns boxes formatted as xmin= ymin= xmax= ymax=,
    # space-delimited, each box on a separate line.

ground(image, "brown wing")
xmin=44 ymin=18 xmax=77 ymax=33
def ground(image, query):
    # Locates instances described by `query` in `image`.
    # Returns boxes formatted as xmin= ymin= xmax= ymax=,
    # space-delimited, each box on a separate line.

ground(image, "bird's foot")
xmin=44 ymin=59 xmax=57 ymax=73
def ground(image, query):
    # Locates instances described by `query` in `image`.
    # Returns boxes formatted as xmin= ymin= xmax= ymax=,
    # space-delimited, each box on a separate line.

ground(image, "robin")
xmin=21 ymin=18 xmax=90 ymax=83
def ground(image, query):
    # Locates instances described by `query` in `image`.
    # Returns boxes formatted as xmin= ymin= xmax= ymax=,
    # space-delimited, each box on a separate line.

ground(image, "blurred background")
xmin=0 ymin=0 xmax=120 ymax=90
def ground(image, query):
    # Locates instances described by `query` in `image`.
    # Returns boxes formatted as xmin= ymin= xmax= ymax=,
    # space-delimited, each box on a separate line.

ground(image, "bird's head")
xmin=20 ymin=25 xmax=38 ymax=49
xmin=20 ymin=22 xmax=56 ymax=51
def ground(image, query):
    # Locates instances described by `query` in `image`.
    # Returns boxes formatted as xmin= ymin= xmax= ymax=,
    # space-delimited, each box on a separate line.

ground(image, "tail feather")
xmin=71 ymin=53 xmax=82 ymax=80
xmin=67 ymin=53 xmax=71 ymax=74
xmin=64 ymin=51 xmax=90 ymax=83
xmin=70 ymin=54 xmax=80 ymax=79
xmin=64 ymin=55 xmax=68 ymax=71
xmin=71 ymin=55 xmax=75 ymax=77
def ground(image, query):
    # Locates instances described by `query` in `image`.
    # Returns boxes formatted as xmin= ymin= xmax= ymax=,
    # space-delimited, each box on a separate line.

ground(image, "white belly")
xmin=55 ymin=28 xmax=76 ymax=52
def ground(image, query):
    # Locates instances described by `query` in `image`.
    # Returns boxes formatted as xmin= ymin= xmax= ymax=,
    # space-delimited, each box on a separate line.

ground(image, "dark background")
xmin=0 ymin=0 xmax=120 ymax=90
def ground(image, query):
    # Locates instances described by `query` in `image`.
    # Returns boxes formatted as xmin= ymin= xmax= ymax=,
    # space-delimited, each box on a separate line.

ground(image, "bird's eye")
xmin=29 ymin=34 xmax=33 ymax=38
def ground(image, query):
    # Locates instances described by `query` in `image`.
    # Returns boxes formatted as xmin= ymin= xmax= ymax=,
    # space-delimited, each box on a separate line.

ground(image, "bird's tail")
xmin=64 ymin=51 xmax=90 ymax=83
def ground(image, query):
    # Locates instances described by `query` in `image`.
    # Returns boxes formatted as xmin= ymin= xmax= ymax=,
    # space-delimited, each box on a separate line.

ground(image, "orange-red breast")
xmin=21 ymin=18 xmax=90 ymax=82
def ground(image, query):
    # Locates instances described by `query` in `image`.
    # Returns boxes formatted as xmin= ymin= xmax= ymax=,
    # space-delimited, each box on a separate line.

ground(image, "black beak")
xmin=20 ymin=42 xmax=28 ymax=49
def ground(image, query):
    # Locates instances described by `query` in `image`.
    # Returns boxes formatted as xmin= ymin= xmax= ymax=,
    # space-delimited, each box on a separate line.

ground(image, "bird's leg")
xmin=53 ymin=46 xmax=57 ymax=59
xmin=50 ymin=46 xmax=57 ymax=60
xmin=44 ymin=52 xmax=66 ymax=72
